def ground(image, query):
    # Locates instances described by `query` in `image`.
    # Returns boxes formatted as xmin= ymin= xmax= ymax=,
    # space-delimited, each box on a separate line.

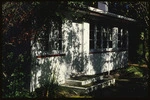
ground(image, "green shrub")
xmin=126 ymin=66 xmax=143 ymax=78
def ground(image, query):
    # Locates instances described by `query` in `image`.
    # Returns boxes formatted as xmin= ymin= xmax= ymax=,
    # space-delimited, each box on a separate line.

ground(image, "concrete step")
xmin=66 ymin=75 xmax=104 ymax=86
xmin=60 ymin=75 xmax=115 ymax=94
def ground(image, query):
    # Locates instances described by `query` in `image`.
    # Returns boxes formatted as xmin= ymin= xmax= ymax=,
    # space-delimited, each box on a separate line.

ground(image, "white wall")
xmin=30 ymin=20 xmax=88 ymax=91
xmin=30 ymin=20 xmax=128 ymax=92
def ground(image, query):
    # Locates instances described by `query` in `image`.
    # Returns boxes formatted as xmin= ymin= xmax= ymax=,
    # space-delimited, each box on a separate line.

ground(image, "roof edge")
xmin=88 ymin=7 xmax=136 ymax=22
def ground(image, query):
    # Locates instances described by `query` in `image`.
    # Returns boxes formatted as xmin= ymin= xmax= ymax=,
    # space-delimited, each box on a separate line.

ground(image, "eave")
xmin=88 ymin=7 xmax=136 ymax=22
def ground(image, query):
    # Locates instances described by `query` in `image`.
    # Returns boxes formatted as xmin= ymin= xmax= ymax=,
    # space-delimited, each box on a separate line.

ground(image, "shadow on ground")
xmin=88 ymin=78 xmax=148 ymax=98
xmin=88 ymin=66 xmax=149 ymax=98
xmin=44 ymin=65 xmax=149 ymax=98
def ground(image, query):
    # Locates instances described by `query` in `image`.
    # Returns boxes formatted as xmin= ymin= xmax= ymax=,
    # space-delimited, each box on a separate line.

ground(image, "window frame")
xmin=118 ymin=28 xmax=128 ymax=51
xmin=36 ymin=17 xmax=64 ymax=56
xmin=89 ymin=21 xmax=113 ymax=53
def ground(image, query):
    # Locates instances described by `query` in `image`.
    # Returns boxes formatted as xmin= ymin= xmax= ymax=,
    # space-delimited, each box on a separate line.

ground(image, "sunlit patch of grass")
xmin=68 ymin=96 xmax=92 ymax=98
xmin=126 ymin=66 xmax=143 ymax=78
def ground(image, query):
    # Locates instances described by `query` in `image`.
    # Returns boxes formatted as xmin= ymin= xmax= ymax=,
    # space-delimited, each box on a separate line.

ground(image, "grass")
xmin=126 ymin=66 xmax=143 ymax=77
xmin=68 ymin=96 xmax=92 ymax=98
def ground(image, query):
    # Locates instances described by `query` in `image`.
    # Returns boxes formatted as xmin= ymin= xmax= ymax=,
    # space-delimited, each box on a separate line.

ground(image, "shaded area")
xmin=69 ymin=74 xmax=101 ymax=81
xmin=89 ymin=78 xmax=148 ymax=98
xmin=53 ymin=65 xmax=149 ymax=98
xmin=88 ymin=65 xmax=149 ymax=98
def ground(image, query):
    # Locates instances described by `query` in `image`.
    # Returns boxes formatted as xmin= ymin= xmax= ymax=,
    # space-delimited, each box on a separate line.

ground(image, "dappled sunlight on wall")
xmin=71 ymin=23 xmax=83 ymax=73
xmin=30 ymin=20 xmax=91 ymax=91
xmin=30 ymin=19 xmax=129 ymax=92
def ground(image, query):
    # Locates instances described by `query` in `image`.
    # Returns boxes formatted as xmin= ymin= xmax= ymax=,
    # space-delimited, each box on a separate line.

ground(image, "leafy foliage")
xmin=108 ymin=2 xmax=149 ymax=67
xmin=2 ymin=51 xmax=33 ymax=98
xmin=126 ymin=66 xmax=143 ymax=78
xmin=2 ymin=1 xmax=88 ymax=98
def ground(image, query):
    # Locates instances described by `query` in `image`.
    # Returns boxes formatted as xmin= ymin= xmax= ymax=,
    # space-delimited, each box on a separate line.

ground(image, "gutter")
xmin=88 ymin=7 xmax=136 ymax=22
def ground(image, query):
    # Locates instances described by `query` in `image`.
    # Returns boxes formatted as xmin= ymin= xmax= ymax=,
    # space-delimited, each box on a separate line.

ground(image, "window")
xmin=102 ymin=27 xmax=112 ymax=49
xmin=90 ymin=22 xmax=95 ymax=50
xmin=118 ymin=28 xmax=128 ymax=50
xmin=48 ymin=20 xmax=62 ymax=53
xmin=90 ymin=21 xmax=128 ymax=52
xmin=90 ymin=22 xmax=102 ymax=50
xmin=118 ymin=29 xmax=122 ymax=48
xmin=90 ymin=21 xmax=112 ymax=52
xmin=122 ymin=30 xmax=128 ymax=49
xmin=37 ymin=17 xmax=62 ymax=54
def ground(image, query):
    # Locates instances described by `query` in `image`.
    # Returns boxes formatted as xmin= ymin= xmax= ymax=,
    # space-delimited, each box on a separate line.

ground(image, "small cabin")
xmin=30 ymin=2 xmax=136 ymax=91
